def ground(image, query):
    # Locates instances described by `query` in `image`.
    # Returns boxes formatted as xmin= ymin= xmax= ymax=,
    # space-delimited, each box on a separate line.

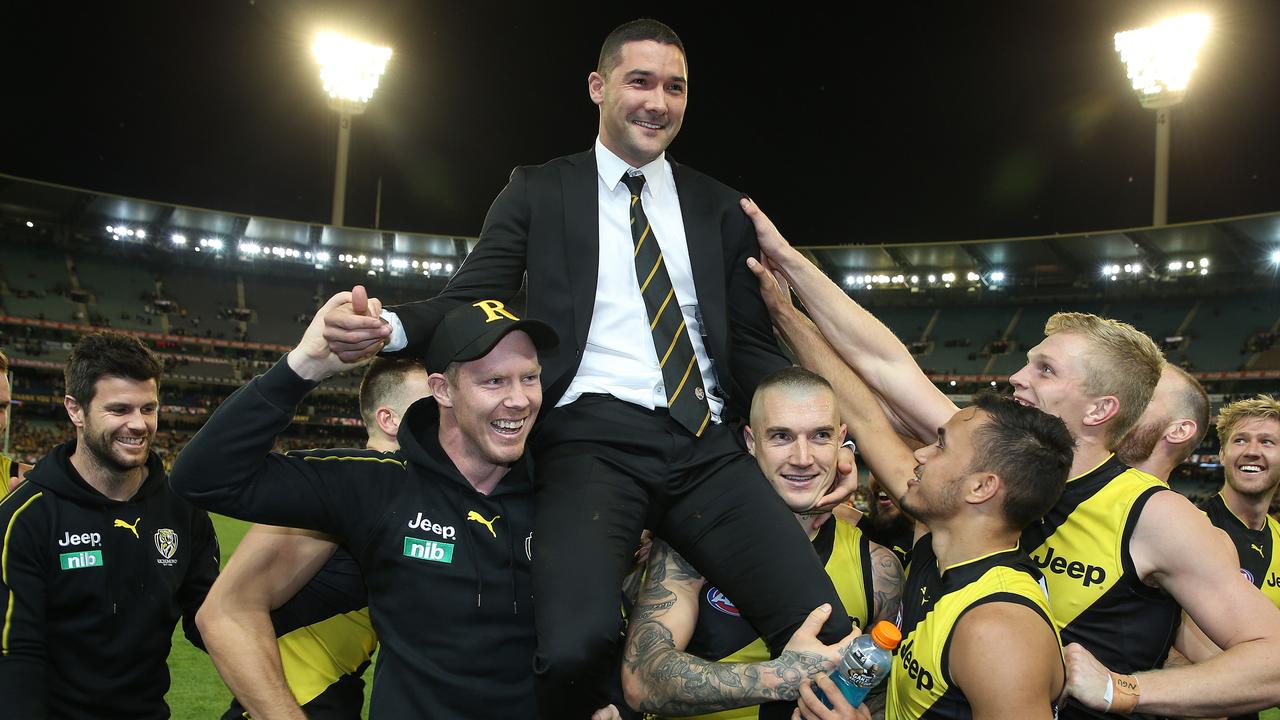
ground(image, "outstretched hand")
xmin=322 ymin=285 xmax=391 ymax=363
xmin=287 ymin=289 xmax=381 ymax=382
xmin=811 ymin=445 xmax=858 ymax=516
xmin=741 ymin=197 xmax=799 ymax=266
xmin=747 ymin=254 xmax=795 ymax=322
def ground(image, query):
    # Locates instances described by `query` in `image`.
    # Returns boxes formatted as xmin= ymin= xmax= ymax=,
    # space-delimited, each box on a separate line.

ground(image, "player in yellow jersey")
xmin=742 ymin=198 xmax=1280 ymax=719
xmin=622 ymin=367 xmax=904 ymax=719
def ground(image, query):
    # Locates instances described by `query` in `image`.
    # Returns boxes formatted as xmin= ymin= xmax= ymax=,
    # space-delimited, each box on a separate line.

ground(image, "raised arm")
xmin=195 ymin=525 xmax=339 ymax=720
xmin=1066 ymin=491 xmax=1280 ymax=716
xmin=621 ymin=540 xmax=853 ymax=715
xmin=868 ymin=543 xmax=905 ymax=626
xmin=741 ymin=199 xmax=956 ymax=440
xmin=170 ymin=292 xmax=379 ymax=534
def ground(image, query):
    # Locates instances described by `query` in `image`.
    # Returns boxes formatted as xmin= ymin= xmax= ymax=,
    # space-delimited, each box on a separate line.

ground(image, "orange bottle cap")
xmin=870 ymin=620 xmax=902 ymax=650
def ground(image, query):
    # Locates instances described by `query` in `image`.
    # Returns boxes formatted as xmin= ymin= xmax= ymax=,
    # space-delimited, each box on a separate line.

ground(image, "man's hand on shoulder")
xmin=320 ymin=284 xmax=391 ymax=364
xmin=811 ymin=445 xmax=858 ymax=514
xmin=289 ymin=287 xmax=382 ymax=381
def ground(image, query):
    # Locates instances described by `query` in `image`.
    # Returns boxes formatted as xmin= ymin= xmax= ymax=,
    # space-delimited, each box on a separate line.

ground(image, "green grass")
xmin=164 ymin=514 xmax=374 ymax=719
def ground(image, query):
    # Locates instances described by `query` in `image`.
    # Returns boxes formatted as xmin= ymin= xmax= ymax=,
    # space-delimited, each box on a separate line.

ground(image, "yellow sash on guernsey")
xmin=0 ymin=454 xmax=13 ymax=501
xmin=277 ymin=608 xmax=377 ymax=707
xmin=658 ymin=518 xmax=873 ymax=720
xmin=885 ymin=548 xmax=1061 ymax=720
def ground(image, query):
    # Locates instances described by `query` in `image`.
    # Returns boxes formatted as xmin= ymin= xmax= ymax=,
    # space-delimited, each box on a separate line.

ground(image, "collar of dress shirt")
xmin=595 ymin=137 xmax=669 ymax=200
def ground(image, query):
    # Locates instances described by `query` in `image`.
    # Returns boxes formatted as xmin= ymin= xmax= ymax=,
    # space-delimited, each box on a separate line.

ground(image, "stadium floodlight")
xmin=313 ymin=31 xmax=392 ymax=228
xmin=990 ymin=271 xmax=1006 ymax=283
xmin=206 ymin=238 xmax=224 ymax=251
xmin=1271 ymin=250 xmax=1280 ymax=265
xmin=316 ymin=251 xmax=331 ymax=263
xmin=927 ymin=274 xmax=937 ymax=284
xmin=1115 ymin=14 xmax=1210 ymax=226
xmin=844 ymin=275 xmax=855 ymax=287
xmin=941 ymin=272 xmax=956 ymax=283
xmin=445 ymin=263 xmax=454 ymax=273
xmin=171 ymin=234 xmax=187 ymax=245
xmin=25 ymin=221 xmax=34 ymax=228
xmin=1198 ymin=257 xmax=1209 ymax=267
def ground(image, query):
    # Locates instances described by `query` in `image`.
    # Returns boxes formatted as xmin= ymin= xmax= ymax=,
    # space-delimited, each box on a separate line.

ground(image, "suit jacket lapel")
xmin=561 ymin=149 xmax=599 ymax=347
xmin=672 ymin=161 xmax=727 ymax=359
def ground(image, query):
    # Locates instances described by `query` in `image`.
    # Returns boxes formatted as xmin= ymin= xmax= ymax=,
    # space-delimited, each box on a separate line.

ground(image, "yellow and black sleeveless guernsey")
xmin=222 ymin=547 xmax=377 ymax=720
xmin=885 ymin=535 xmax=1061 ymax=720
xmin=1021 ymin=454 xmax=1179 ymax=720
xmin=1201 ymin=493 xmax=1280 ymax=607
xmin=657 ymin=516 xmax=874 ymax=720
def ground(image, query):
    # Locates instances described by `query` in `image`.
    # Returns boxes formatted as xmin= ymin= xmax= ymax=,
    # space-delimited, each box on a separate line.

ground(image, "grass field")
xmin=162 ymin=516 xmax=1280 ymax=720
xmin=163 ymin=514 xmax=377 ymax=719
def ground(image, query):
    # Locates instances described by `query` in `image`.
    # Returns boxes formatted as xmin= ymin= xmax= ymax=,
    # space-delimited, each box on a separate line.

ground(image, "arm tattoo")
xmin=623 ymin=541 xmax=830 ymax=714
xmin=870 ymin=545 xmax=905 ymax=625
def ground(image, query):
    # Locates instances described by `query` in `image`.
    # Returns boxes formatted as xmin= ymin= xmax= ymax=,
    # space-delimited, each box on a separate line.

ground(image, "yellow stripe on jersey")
xmin=2 ymin=491 xmax=43 ymax=655
xmin=301 ymin=455 xmax=405 ymax=467
xmin=885 ymin=557 xmax=1060 ymax=719
xmin=0 ymin=455 xmax=12 ymax=502
xmin=660 ymin=518 xmax=872 ymax=720
xmin=277 ymin=607 xmax=377 ymax=707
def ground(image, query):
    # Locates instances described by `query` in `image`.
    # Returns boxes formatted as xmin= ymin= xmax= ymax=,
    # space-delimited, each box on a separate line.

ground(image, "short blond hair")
xmin=1216 ymin=394 xmax=1280 ymax=445
xmin=1044 ymin=312 xmax=1163 ymax=445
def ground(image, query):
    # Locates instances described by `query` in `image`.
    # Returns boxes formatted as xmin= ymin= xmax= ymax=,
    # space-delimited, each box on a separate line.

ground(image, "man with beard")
xmin=0 ymin=331 xmax=220 ymax=719
xmin=1197 ymin=395 xmax=1280 ymax=720
xmin=858 ymin=472 xmax=916 ymax=569
xmin=741 ymin=199 xmax=1280 ymax=719
xmin=1113 ymin=364 xmax=1210 ymax=483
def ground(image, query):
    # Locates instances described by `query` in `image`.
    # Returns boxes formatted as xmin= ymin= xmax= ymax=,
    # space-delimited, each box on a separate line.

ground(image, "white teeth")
xmin=634 ymin=120 xmax=662 ymax=129
xmin=493 ymin=419 xmax=524 ymax=430
xmin=117 ymin=437 xmax=144 ymax=446
xmin=1240 ymin=465 xmax=1263 ymax=473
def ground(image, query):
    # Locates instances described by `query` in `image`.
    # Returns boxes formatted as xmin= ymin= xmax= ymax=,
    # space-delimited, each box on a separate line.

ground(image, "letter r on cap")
xmin=473 ymin=300 xmax=518 ymax=323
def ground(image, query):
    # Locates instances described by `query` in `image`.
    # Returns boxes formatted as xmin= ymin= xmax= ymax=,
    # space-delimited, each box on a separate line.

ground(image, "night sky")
xmin=4 ymin=0 xmax=1278 ymax=246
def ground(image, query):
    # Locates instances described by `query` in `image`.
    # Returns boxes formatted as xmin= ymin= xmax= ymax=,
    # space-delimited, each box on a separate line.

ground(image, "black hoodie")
xmin=170 ymin=357 xmax=537 ymax=719
xmin=0 ymin=441 xmax=219 ymax=719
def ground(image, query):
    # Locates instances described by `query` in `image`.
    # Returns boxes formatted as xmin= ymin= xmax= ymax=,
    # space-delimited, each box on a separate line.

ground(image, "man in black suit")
xmin=324 ymin=19 xmax=854 ymax=719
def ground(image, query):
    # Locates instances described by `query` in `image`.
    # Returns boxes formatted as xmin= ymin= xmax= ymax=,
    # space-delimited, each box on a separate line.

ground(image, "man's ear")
xmin=588 ymin=71 xmax=606 ymax=106
xmin=743 ymin=425 xmax=757 ymax=457
xmin=428 ymin=373 xmax=453 ymax=409
xmin=1166 ymin=419 xmax=1198 ymax=446
xmin=1082 ymin=396 xmax=1120 ymax=429
xmin=64 ymin=395 xmax=85 ymax=429
xmin=375 ymin=406 xmax=400 ymax=438
xmin=965 ymin=472 xmax=1000 ymax=506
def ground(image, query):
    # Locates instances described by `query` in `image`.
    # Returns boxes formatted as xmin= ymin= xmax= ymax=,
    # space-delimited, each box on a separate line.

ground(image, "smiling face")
xmin=1008 ymin=332 xmax=1098 ymax=440
xmin=435 ymin=331 xmax=543 ymax=470
xmin=589 ymin=40 xmax=687 ymax=169
xmin=67 ymin=375 xmax=158 ymax=474
xmin=746 ymin=385 xmax=846 ymax=514
xmin=900 ymin=407 xmax=987 ymax=524
xmin=1222 ymin=417 xmax=1280 ymax=500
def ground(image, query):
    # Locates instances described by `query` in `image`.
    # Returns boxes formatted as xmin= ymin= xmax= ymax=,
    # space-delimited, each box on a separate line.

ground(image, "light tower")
xmin=313 ymin=31 xmax=392 ymax=227
xmin=1114 ymin=14 xmax=1210 ymax=227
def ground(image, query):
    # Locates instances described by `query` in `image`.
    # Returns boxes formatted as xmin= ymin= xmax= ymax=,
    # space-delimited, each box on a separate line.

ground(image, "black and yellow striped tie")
xmin=621 ymin=171 xmax=711 ymax=437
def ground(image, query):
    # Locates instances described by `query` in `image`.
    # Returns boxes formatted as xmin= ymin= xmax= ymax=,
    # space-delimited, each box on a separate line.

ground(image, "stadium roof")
xmin=3 ymin=172 xmax=1279 ymax=291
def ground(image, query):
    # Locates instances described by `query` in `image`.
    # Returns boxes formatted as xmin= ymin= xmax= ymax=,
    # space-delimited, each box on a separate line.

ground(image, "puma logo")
xmin=466 ymin=511 xmax=501 ymax=538
xmin=1252 ymin=543 xmax=1266 ymax=558
xmin=114 ymin=517 xmax=141 ymax=539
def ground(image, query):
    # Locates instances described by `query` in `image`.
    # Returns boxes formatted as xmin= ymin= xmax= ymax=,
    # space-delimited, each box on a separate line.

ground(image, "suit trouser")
xmin=530 ymin=395 xmax=852 ymax=720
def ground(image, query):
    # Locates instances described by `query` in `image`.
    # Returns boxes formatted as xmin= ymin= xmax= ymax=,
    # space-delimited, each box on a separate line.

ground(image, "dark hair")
xmin=358 ymin=357 xmax=427 ymax=428
xmin=64 ymin=332 xmax=162 ymax=406
xmin=597 ymin=18 xmax=685 ymax=80
xmin=967 ymin=392 xmax=1075 ymax=531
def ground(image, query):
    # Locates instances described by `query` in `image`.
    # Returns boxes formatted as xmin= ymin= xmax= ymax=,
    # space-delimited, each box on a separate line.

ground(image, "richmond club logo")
xmin=154 ymin=528 xmax=179 ymax=566
xmin=706 ymin=587 xmax=740 ymax=617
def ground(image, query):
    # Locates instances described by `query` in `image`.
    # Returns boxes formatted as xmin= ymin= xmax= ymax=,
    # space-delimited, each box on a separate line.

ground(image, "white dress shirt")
xmin=381 ymin=138 xmax=723 ymax=420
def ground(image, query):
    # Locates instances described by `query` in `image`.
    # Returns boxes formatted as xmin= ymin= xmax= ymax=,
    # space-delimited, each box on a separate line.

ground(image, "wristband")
xmin=1103 ymin=672 xmax=1140 ymax=715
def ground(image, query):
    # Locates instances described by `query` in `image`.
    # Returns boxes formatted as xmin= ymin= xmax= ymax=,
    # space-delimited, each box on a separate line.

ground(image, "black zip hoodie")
xmin=170 ymin=357 xmax=537 ymax=719
xmin=0 ymin=441 xmax=219 ymax=719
